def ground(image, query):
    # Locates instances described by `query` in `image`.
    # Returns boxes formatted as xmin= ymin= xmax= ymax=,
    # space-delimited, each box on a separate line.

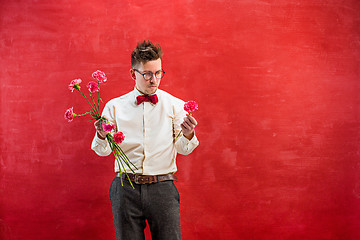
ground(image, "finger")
xmin=180 ymin=122 xmax=190 ymax=131
xmin=94 ymin=121 xmax=101 ymax=130
xmin=185 ymin=115 xmax=197 ymax=126
xmin=181 ymin=125 xmax=191 ymax=136
xmin=184 ymin=118 xmax=196 ymax=129
xmin=181 ymin=121 xmax=195 ymax=132
xmin=95 ymin=118 xmax=103 ymax=126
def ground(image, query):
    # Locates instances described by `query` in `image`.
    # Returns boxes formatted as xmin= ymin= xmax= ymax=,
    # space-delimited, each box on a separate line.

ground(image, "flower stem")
xmin=75 ymin=112 xmax=92 ymax=117
xmin=77 ymin=89 xmax=99 ymax=119
xmin=97 ymin=79 xmax=100 ymax=113
xmin=106 ymin=134 xmax=136 ymax=189
xmin=115 ymin=144 xmax=138 ymax=171
xmin=110 ymin=138 xmax=137 ymax=172
xmin=90 ymin=93 xmax=100 ymax=116
xmin=115 ymin=150 xmax=135 ymax=189
xmin=175 ymin=131 xmax=182 ymax=140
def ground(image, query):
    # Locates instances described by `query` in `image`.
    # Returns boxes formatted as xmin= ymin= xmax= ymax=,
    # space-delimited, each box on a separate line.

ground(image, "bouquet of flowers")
xmin=176 ymin=100 xmax=199 ymax=140
xmin=64 ymin=70 xmax=137 ymax=187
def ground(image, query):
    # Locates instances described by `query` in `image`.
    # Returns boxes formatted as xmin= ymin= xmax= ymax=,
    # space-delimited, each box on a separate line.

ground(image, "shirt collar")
xmin=133 ymin=87 xmax=159 ymax=96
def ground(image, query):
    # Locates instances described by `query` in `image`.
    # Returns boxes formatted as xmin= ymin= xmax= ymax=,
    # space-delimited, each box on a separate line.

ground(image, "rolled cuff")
xmin=175 ymin=134 xmax=199 ymax=155
xmin=91 ymin=134 xmax=112 ymax=156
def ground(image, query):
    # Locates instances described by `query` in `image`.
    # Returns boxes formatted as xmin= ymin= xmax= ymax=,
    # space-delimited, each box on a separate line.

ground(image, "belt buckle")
xmin=134 ymin=175 xmax=157 ymax=184
xmin=134 ymin=174 xmax=143 ymax=184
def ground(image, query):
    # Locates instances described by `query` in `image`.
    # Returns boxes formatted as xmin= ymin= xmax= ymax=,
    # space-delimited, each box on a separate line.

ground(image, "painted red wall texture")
xmin=1 ymin=0 xmax=360 ymax=239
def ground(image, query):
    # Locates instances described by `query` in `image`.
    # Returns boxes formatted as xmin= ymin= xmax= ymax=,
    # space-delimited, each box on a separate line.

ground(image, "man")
xmin=91 ymin=40 xmax=199 ymax=240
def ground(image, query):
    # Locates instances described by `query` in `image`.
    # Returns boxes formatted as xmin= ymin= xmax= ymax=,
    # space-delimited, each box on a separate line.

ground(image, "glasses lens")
xmin=144 ymin=73 xmax=153 ymax=80
xmin=155 ymin=70 xmax=164 ymax=79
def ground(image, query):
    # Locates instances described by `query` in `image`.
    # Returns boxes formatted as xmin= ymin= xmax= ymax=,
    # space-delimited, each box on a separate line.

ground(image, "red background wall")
xmin=1 ymin=0 xmax=360 ymax=239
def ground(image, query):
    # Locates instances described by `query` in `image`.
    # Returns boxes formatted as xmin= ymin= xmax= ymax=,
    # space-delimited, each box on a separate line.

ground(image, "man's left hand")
xmin=181 ymin=114 xmax=198 ymax=140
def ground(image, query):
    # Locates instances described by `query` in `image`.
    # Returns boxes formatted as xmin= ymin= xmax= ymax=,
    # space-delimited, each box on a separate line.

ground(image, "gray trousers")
xmin=109 ymin=177 xmax=181 ymax=240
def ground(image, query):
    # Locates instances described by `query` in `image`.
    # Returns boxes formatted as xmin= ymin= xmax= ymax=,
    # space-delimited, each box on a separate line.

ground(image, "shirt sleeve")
xmin=90 ymin=103 xmax=113 ymax=157
xmin=91 ymin=133 xmax=112 ymax=156
xmin=175 ymin=133 xmax=199 ymax=155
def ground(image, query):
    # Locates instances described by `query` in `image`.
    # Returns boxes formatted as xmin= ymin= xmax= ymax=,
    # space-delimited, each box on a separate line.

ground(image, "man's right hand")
xmin=94 ymin=119 xmax=109 ymax=140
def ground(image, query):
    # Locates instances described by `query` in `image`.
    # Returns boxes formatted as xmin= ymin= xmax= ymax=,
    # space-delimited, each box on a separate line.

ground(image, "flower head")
xmin=92 ymin=70 xmax=107 ymax=83
xmin=69 ymin=79 xmax=82 ymax=92
xmin=184 ymin=100 xmax=198 ymax=113
xmin=87 ymin=81 xmax=99 ymax=93
xmin=64 ymin=107 xmax=75 ymax=122
xmin=102 ymin=122 xmax=115 ymax=132
xmin=113 ymin=132 xmax=125 ymax=144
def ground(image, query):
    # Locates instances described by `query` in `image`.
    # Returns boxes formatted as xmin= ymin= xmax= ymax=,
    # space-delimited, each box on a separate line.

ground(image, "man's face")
xmin=130 ymin=58 xmax=162 ymax=95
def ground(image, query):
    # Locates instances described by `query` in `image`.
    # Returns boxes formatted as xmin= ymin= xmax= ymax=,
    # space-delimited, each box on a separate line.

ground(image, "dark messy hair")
xmin=131 ymin=40 xmax=163 ymax=68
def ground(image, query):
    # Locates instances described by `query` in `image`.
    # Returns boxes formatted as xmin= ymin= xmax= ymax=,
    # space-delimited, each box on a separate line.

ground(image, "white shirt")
xmin=91 ymin=88 xmax=199 ymax=175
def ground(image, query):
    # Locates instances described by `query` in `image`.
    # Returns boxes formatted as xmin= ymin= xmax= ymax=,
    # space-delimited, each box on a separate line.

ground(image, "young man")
xmin=91 ymin=40 xmax=199 ymax=240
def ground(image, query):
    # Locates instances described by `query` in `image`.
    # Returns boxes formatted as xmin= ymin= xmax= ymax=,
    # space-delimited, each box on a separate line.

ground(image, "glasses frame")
xmin=133 ymin=69 xmax=165 ymax=81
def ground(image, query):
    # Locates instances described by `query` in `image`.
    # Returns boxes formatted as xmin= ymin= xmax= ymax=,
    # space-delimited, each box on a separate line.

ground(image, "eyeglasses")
xmin=133 ymin=69 xmax=165 ymax=81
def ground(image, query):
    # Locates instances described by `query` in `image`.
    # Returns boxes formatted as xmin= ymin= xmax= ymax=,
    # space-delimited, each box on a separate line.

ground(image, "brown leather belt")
xmin=116 ymin=172 xmax=178 ymax=184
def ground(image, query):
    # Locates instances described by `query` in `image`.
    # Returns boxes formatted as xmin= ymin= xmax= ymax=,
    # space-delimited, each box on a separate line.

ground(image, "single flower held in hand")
xmin=113 ymin=132 xmax=125 ymax=144
xmin=184 ymin=100 xmax=198 ymax=114
xmin=175 ymin=100 xmax=199 ymax=140
xmin=92 ymin=70 xmax=107 ymax=83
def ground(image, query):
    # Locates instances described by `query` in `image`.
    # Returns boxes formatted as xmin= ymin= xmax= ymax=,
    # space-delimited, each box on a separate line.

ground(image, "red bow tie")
xmin=136 ymin=94 xmax=158 ymax=105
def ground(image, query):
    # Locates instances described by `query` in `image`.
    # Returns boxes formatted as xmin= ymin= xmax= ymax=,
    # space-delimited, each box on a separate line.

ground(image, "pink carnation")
xmin=92 ymin=70 xmax=107 ymax=83
xmin=102 ymin=122 xmax=115 ymax=132
xmin=87 ymin=81 xmax=99 ymax=93
xmin=113 ymin=132 xmax=125 ymax=144
xmin=184 ymin=100 xmax=198 ymax=113
xmin=64 ymin=107 xmax=74 ymax=122
xmin=68 ymin=79 xmax=82 ymax=92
